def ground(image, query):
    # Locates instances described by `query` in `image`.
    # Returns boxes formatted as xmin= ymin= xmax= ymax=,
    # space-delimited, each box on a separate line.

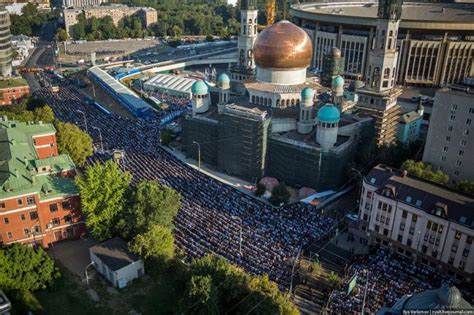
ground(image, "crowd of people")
xmin=329 ymin=247 xmax=471 ymax=313
xmin=34 ymin=85 xmax=336 ymax=288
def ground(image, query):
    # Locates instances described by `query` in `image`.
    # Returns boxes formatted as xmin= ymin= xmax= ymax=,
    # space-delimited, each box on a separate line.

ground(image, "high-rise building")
xmin=63 ymin=0 xmax=105 ymax=8
xmin=0 ymin=9 xmax=12 ymax=78
xmin=0 ymin=118 xmax=85 ymax=247
xmin=229 ymin=0 xmax=258 ymax=94
xmin=422 ymin=84 xmax=474 ymax=183
xmin=355 ymin=0 xmax=402 ymax=146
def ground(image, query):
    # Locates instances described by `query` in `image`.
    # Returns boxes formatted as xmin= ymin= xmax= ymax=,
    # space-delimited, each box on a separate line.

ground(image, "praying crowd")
xmin=329 ymin=246 xmax=473 ymax=314
xmin=34 ymin=85 xmax=336 ymax=288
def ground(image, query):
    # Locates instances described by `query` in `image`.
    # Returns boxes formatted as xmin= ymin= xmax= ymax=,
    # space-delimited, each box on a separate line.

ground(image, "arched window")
xmin=252 ymin=95 xmax=255 ymax=103
xmin=384 ymin=68 xmax=390 ymax=79
xmin=248 ymin=18 xmax=252 ymax=24
xmin=387 ymin=38 xmax=392 ymax=50
xmin=276 ymin=99 xmax=280 ymax=107
xmin=389 ymin=30 xmax=393 ymax=36
xmin=392 ymin=67 xmax=396 ymax=78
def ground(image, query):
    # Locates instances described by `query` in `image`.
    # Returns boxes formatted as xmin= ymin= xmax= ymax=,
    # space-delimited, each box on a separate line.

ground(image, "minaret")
xmin=217 ymin=73 xmax=231 ymax=114
xmin=191 ymin=80 xmax=210 ymax=115
xmin=356 ymin=0 xmax=403 ymax=146
xmin=332 ymin=75 xmax=344 ymax=110
xmin=297 ymin=87 xmax=314 ymax=134
xmin=316 ymin=104 xmax=340 ymax=152
xmin=230 ymin=0 xmax=258 ymax=94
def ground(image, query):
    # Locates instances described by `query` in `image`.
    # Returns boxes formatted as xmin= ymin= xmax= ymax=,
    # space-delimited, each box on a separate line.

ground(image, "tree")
xmin=456 ymin=180 xmax=474 ymax=196
xmin=129 ymin=224 xmax=175 ymax=261
xmin=255 ymin=182 xmax=266 ymax=197
xmin=401 ymin=160 xmax=449 ymax=185
xmin=55 ymin=28 xmax=68 ymax=42
xmin=0 ymin=244 xmax=60 ymax=292
xmin=187 ymin=275 xmax=219 ymax=315
xmin=55 ymin=121 xmax=93 ymax=166
xmin=327 ymin=272 xmax=342 ymax=289
xmin=33 ymin=105 xmax=55 ymax=123
xmin=271 ymin=182 xmax=290 ymax=206
xmin=76 ymin=160 xmax=132 ymax=240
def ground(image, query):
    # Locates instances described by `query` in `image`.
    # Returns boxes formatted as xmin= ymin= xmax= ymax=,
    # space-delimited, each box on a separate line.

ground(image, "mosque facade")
xmin=181 ymin=3 xmax=376 ymax=190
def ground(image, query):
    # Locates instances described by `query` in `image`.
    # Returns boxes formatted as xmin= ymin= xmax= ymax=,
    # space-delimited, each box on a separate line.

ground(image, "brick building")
xmin=0 ymin=78 xmax=30 ymax=106
xmin=0 ymin=118 xmax=85 ymax=248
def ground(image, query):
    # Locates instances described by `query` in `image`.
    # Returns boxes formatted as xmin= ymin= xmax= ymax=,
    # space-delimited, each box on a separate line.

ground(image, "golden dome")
xmin=254 ymin=20 xmax=313 ymax=69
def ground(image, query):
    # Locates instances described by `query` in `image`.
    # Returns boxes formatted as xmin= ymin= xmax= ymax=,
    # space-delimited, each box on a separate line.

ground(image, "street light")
xmin=192 ymin=141 xmax=201 ymax=171
xmin=92 ymin=126 xmax=104 ymax=153
xmin=76 ymin=110 xmax=88 ymax=133
xmin=231 ymin=216 xmax=243 ymax=257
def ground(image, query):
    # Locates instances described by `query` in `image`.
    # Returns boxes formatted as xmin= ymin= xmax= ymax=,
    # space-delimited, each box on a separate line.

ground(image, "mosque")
xmin=181 ymin=0 xmax=375 ymax=190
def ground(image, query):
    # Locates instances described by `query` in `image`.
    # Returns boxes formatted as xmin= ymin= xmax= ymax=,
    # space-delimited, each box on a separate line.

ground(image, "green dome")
xmin=191 ymin=80 xmax=208 ymax=95
xmin=317 ymin=104 xmax=340 ymax=122
xmin=332 ymin=75 xmax=344 ymax=87
xmin=217 ymin=73 xmax=230 ymax=83
xmin=301 ymin=87 xmax=314 ymax=98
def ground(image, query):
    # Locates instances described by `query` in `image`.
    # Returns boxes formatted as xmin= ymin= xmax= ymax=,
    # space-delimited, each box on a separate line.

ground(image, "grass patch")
xmin=0 ymin=78 xmax=28 ymax=89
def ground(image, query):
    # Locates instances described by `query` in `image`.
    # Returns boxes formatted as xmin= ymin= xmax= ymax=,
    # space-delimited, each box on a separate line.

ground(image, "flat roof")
xmin=291 ymin=1 xmax=474 ymax=30
xmin=144 ymin=73 xmax=196 ymax=96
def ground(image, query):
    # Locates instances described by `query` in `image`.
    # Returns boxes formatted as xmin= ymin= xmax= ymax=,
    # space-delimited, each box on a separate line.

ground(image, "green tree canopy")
xmin=401 ymin=160 xmax=450 ymax=185
xmin=55 ymin=121 xmax=93 ymax=166
xmin=129 ymin=224 xmax=175 ymax=261
xmin=187 ymin=275 xmax=219 ymax=315
xmin=0 ymin=244 xmax=60 ymax=292
xmin=33 ymin=105 xmax=55 ymax=123
xmin=76 ymin=160 xmax=132 ymax=240
xmin=55 ymin=28 xmax=68 ymax=42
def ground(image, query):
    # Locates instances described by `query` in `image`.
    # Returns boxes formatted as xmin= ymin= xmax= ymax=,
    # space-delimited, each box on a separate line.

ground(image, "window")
xmin=52 ymin=217 xmax=60 ymax=226
xmin=388 ymin=205 xmax=392 ymax=213
xmin=450 ymin=115 xmax=455 ymax=121
xmin=20 ymin=214 xmax=25 ymax=221
xmin=445 ymin=136 xmax=451 ymax=141
xmin=448 ymin=257 xmax=455 ymax=265
xmin=27 ymin=196 xmax=35 ymax=205
xmin=64 ymin=215 xmax=72 ymax=224
xmin=400 ymin=223 xmax=405 ymax=231
xmin=467 ymin=118 xmax=472 ymax=125
xmin=451 ymin=245 xmax=458 ymax=253
xmin=3 ymin=217 xmax=9 ymax=224
xmin=62 ymin=200 xmax=71 ymax=210
xmin=458 ymin=150 xmax=464 ymax=156
xmin=462 ymin=249 xmax=469 ymax=258
xmin=461 ymin=139 xmax=467 ymax=146
xmin=454 ymin=170 xmax=460 ymax=176
xmin=405 ymin=196 xmax=412 ymax=203
xmin=378 ymin=201 xmax=382 ymax=209
xmin=455 ymin=231 xmax=462 ymax=240
xmin=412 ymin=214 xmax=417 ymax=223
xmin=438 ymin=225 xmax=443 ymax=233
xmin=375 ymin=225 xmax=380 ymax=233
xmin=427 ymin=221 xmax=432 ymax=229
xmin=17 ymin=198 xmax=23 ymax=206
xmin=33 ymin=225 xmax=41 ymax=234
xmin=7 ymin=232 xmax=12 ymax=239
xmin=456 ymin=160 xmax=462 ymax=166
xmin=422 ymin=245 xmax=427 ymax=253
xmin=463 ymin=129 xmax=470 ymax=135
xmin=402 ymin=210 xmax=407 ymax=218
xmin=448 ymin=125 xmax=453 ymax=132
xmin=443 ymin=146 xmax=448 ymax=152
xmin=49 ymin=204 xmax=58 ymax=212
xmin=407 ymin=239 xmax=412 ymax=246
xmin=397 ymin=235 xmax=403 ymax=242
xmin=383 ymin=229 xmax=389 ymax=236
xmin=469 ymin=107 xmax=474 ymax=114
xmin=30 ymin=211 xmax=38 ymax=220
xmin=467 ymin=236 xmax=472 ymax=244
xmin=409 ymin=227 xmax=415 ymax=235
xmin=24 ymin=228 xmax=30 ymax=236
xmin=0 ymin=202 xmax=4 ymax=209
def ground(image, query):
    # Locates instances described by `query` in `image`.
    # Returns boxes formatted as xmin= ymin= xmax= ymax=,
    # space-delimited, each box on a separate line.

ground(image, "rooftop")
xmin=366 ymin=165 xmax=474 ymax=228
xmin=0 ymin=78 xmax=28 ymax=90
xmin=244 ymin=78 xmax=320 ymax=94
xmin=144 ymin=73 xmax=196 ymax=96
xmin=399 ymin=110 xmax=422 ymax=124
xmin=90 ymin=237 xmax=141 ymax=272
xmin=0 ymin=120 xmax=77 ymax=199
xmin=292 ymin=1 xmax=474 ymax=23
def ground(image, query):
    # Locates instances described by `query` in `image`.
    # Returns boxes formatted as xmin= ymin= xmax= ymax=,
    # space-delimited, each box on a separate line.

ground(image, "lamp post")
xmin=231 ymin=216 xmax=243 ymax=257
xmin=92 ymin=126 xmax=104 ymax=153
xmin=192 ymin=141 xmax=201 ymax=171
xmin=76 ymin=110 xmax=88 ymax=133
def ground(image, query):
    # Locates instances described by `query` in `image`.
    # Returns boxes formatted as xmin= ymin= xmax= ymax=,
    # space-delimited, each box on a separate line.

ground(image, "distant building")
xmin=358 ymin=165 xmax=474 ymax=280
xmin=63 ymin=5 xmax=157 ymax=35
xmin=397 ymin=104 xmax=423 ymax=144
xmin=321 ymin=47 xmax=344 ymax=87
xmin=378 ymin=284 xmax=473 ymax=314
xmin=62 ymin=0 xmax=105 ymax=8
xmin=422 ymin=84 xmax=474 ymax=183
xmin=90 ymin=237 xmax=145 ymax=288
xmin=0 ymin=10 xmax=12 ymax=78
xmin=11 ymin=35 xmax=35 ymax=67
xmin=0 ymin=78 xmax=29 ymax=106
xmin=0 ymin=118 xmax=84 ymax=247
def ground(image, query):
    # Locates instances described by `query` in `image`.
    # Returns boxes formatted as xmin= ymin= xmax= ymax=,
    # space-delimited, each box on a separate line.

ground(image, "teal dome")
xmin=332 ymin=75 xmax=344 ymax=87
xmin=191 ymin=80 xmax=208 ymax=95
xmin=217 ymin=73 xmax=230 ymax=83
xmin=301 ymin=87 xmax=314 ymax=99
xmin=318 ymin=104 xmax=340 ymax=122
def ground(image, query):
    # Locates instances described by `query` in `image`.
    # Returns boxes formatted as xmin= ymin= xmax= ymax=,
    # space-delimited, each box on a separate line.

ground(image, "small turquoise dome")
xmin=332 ymin=75 xmax=344 ymax=87
xmin=317 ymin=104 xmax=340 ymax=122
xmin=301 ymin=87 xmax=314 ymax=99
xmin=217 ymin=73 xmax=230 ymax=83
xmin=191 ymin=80 xmax=208 ymax=95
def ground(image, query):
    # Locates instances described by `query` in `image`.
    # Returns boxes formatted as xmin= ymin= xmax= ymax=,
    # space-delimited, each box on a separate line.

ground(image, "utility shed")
xmin=89 ymin=237 xmax=144 ymax=288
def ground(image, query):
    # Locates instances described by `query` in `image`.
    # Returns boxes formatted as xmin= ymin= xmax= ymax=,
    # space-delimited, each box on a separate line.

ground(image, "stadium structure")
xmin=290 ymin=1 xmax=474 ymax=86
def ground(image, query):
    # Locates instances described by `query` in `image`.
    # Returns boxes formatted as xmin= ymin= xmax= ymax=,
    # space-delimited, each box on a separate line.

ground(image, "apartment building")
xmin=0 ymin=78 xmax=29 ymax=106
xmin=357 ymin=165 xmax=474 ymax=281
xmin=423 ymin=84 xmax=474 ymax=183
xmin=0 ymin=118 xmax=84 ymax=248
xmin=62 ymin=0 xmax=105 ymax=9
xmin=63 ymin=5 xmax=157 ymax=34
